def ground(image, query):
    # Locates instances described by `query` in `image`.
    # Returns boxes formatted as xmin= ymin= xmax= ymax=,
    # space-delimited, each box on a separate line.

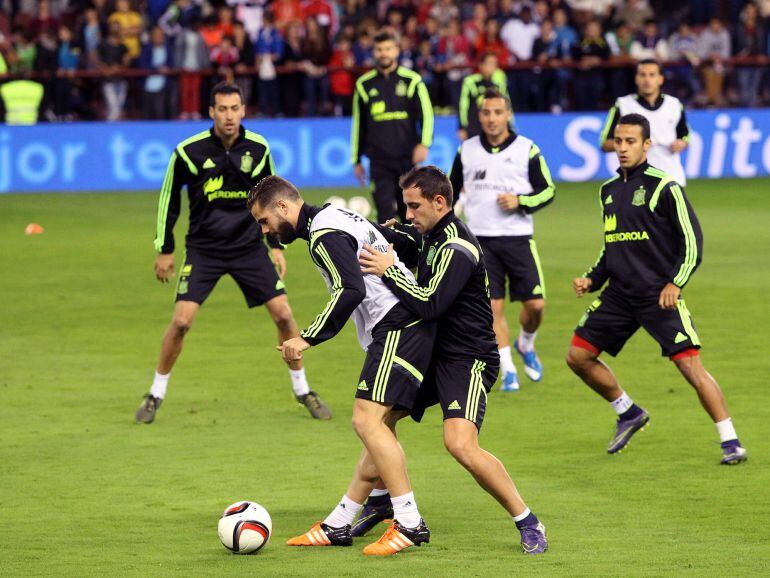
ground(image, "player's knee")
xmin=524 ymin=299 xmax=545 ymax=315
xmin=444 ymin=435 xmax=475 ymax=468
xmin=351 ymin=411 xmax=374 ymax=439
xmin=565 ymin=349 xmax=588 ymax=373
xmin=271 ymin=306 xmax=295 ymax=331
xmin=171 ymin=315 xmax=194 ymax=336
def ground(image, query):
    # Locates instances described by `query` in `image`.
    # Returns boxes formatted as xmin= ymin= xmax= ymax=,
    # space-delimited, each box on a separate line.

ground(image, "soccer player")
xmin=450 ymin=88 xmax=555 ymax=391
xmin=351 ymin=31 xmax=434 ymax=222
xmin=247 ymin=176 xmax=436 ymax=555
xmin=135 ymin=82 xmax=331 ymax=424
xmin=567 ymin=113 xmax=747 ymax=465
xmin=457 ymin=52 xmax=510 ymax=141
xmin=359 ymin=166 xmax=548 ymax=555
xmin=600 ymin=59 xmax=690 ymax=186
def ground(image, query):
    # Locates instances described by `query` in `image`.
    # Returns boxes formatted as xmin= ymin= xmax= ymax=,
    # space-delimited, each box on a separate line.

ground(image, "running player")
xmin=568 ymin=113 xmax=747 ymax=465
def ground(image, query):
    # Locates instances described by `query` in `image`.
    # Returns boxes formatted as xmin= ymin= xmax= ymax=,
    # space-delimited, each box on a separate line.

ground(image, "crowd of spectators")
xmin=1 ymin=0 xmax=769 ymax=121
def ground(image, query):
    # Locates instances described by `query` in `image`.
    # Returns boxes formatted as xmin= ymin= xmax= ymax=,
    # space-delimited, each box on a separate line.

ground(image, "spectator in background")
xmin=402 ymin=15 xmax=420 ymax=45
xmin=80 ymin=7 xmax=102 ymax=69
xmin=200 ymin=14 xmax=223 ymax=54
xmin=232 ymin=21 xmax=255 ymax=109
xmin=572 ymin=19 xmax=610 ymax=110
xmin=302 ymin=17 xmax=331 ymax=116
xmin=437 ymin=17 xmax=471 ymax=110
xmin=698 ymin=16 xmax=730 ymax=106
xmin=329 ymin=36 xmax=355 ymax=116
xmin=96 ymin=20 xmax=130 ymax=121
xmin=30 ymin=0 xmax=59 ymax=40
xmin=273 ymin=0 xmax=303 ymax=31
xmin=533 ymin=1 xmax=552 ymax=24
xmin=630 ymin=19 xmax=670 ymax=61
xmin=215 ymin=5 xmax=235 ymax=38
xmin=139 ymin=25 xmax=173 ymax=120
xmin=399 ymin=34 xmax=417 ymax=68
xmin=606 ymin=21 xmax=635 ymax=98
xmin=159 ymin=0 xmax=201 ymax=41
xmin=35 ymin=28 xmax=58 ymax=121
xmin=305 ymin=0 xmax=337 ymax=35
xmin=414 ymin=37 xmax=438 ymax=102
xmin=10 ymin=29 xmax=36 ymax=73
xmin=733 ymin=2 xmax=766 ymax=108
xmin=279 ymin=21 xmax=304 ymax=117
xmin=429 ymin=0 xmax=460 ymax=28
xmin=211 ymin=35 xmax=239 ymax=81
xmin=54 ymin=25 xmax=80 ymax=121
xmin=174 ymin=18 xmax=210 ymax=119
xmin=669 ymin=21 xmax=701 ymax=104
xmin=553 ymin=8 xmax=578 ymax=56
xmin=532 ymin=19 xmax=568 ymax=112
xmin=475 ymin=18 xmax=510 ymax=67
xmin=463 ymin=3 xmax=488 ymax=49
xmin=501 ymin=6 xmax=540 ymax=111
xmin=256 ymin=11 xmax=283 ymax=117
xmin=108 ymin=0 xmax=143 ymax=64
xmin=353 ymin=30 xmax=374 ymax=66
xmin=613 ymin=0 xmax=653 ymax=33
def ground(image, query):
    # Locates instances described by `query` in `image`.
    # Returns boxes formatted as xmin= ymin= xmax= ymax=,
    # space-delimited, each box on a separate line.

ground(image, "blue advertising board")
xmin=1 ymin=109 xmax=769 ymax=193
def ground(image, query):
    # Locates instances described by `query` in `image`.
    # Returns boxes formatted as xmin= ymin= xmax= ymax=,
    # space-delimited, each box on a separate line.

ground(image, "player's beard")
xmin=376 ymin=57 xmax=394 ymax=71
xmin=275 ymin=218 xmax=298 ymax=244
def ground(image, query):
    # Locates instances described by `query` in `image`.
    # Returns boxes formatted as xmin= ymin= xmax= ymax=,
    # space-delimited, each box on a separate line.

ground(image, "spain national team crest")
xmin=632 ymin=186 xmax=646 ymax=206
xmin=240 ymin=151 xmax=253 ymax=173
xmin=426 ymin=244 xmax=437 ymax=266
xmin=396 ymin=80 xmax=407 ymax=97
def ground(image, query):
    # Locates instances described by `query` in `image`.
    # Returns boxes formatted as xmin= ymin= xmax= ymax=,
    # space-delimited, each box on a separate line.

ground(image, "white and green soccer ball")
xmin=347 ymin=196 xmax=372 ymax=218
xmin=324 ymin=195 xmax=347 ymax=209
xmin=217 ymin=501 xmax=272 ymax=554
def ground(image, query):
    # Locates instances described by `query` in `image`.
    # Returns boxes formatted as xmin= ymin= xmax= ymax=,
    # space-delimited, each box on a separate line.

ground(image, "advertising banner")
xmin=1 ymin=110 xmax=769 ymax=193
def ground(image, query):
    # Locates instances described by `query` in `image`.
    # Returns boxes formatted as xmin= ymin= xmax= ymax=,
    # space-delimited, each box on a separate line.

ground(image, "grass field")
xmin=1 ymin=179 xmax=769 ymax=577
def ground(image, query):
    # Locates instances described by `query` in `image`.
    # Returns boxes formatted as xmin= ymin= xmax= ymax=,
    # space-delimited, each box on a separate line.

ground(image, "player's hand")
xmin=658 ymin=282 xmax=681 ymax=310
xmin=354 ymin=163 xmax=367 ymax=186
xmin=155 ymin=253 xmax=175 ymax=283
xmin=497 ymin=193 xmax=519 ymax=212
xmin=573 ymin=277 xmax=592 ymax=296
xmin=359 ymin=243 xmax=395 ymax=277
xmin=457 ymin=129 xmax=468 ymax=141
xmin=380 ymin=218 xmax=397 ymax=229
xmin=277 ymin=336 xmax=310 ymax=362
xmin=670 ymin=139 xmax=688 ymax=153
xmin=412 ymin=143 xmax=429 ymax=165
xmin=271 ymin=248 xmax=287 ymax=278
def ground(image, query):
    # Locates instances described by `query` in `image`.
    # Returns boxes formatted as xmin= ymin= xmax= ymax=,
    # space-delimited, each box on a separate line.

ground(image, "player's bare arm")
xmin=412 ymin=143 xmax=429 ymax=165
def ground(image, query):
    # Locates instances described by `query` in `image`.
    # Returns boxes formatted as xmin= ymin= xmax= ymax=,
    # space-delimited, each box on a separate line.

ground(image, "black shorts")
xmin=574 ymin=288 xmax=702 ymax=357
xmin=175 ymin=246 xmax=285 ymax=308
xmin=370 ymin=157 xmax=414 ymax=222
xmin=478 ymin=236 xmax=545 ymax=302
xmin=357 ymin=313 xmax=436 ymax=411
xmin=411 ymin=356 xmax=500 ymax=430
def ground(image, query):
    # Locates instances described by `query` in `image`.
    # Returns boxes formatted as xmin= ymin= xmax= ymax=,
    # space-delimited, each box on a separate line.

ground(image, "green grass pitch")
xmin=1 ymin=179 xmax=768 ymax=576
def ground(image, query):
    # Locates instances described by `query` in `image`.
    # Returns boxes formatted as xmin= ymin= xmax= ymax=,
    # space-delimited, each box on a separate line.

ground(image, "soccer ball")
xmin=324 ymin=195 xmax=347 ymax=209
xmin=217 ymin=501 xmax=272 ymax=554
xmin=347 ymin=196 xmax=372 ymax=218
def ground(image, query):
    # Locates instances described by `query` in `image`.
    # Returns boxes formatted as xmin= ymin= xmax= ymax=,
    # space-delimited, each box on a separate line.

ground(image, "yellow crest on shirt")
xmin=396 ymin=80 xmax=407 ymax=96
xmin=632 ymin=186 xmax=647 ymax=206
xmin=240 ymin=151 xmax=253 ymax=173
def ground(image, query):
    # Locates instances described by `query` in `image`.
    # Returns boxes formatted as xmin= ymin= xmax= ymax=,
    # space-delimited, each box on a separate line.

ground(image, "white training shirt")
xmin=615 ymin=94 xmax=687 ymax=186
xmin=460 ymin=134 xmax=537 ymax=237
xmin=308 ymin=205 xmax=415 ymax=350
